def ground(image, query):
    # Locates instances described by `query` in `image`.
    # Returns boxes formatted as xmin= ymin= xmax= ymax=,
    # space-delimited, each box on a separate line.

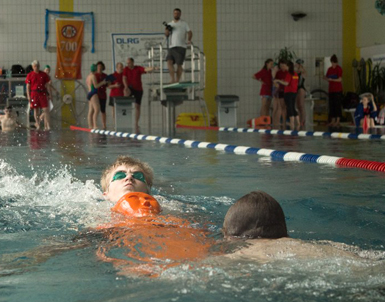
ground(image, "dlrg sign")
xmin=116 ymin=38 xmax=140 ymax=44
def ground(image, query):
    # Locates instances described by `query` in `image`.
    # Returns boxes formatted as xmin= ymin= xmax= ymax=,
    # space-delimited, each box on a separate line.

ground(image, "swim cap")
xmin=44 ymin=65 xmax=51 ymax=70
xmin=90 ymin=64 xmax=97 ymax=72
xmin=112 ymin=192 xmax=161 ymax=217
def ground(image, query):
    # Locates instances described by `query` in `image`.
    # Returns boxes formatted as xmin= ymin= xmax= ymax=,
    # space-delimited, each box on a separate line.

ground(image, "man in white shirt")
xmin=165 ymin=8 xmax=193 ymax=83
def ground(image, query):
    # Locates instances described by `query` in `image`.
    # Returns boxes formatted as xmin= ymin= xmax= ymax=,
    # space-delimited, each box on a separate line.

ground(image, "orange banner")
xmin=55 ymin=19 xmax=84 ymax=79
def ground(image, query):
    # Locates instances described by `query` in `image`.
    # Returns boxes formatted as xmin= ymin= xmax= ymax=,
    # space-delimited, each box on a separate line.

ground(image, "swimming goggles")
xmin=111 ymin=171 xmax=146 ymax=183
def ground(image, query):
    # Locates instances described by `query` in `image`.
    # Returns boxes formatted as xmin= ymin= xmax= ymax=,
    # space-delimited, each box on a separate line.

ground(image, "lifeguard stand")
xmin=147 ymin=43 xmax=209 ymax=135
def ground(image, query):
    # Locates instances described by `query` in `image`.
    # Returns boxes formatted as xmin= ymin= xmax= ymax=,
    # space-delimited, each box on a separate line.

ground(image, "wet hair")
xmin=96 ymin=61 xmax=106 ymax=71
xmin=223 ymin=191 xmax=288 ymax=239
xmin=174 ymin=8 xmax=181 ymax=13
xmin=330 ymin=54 xmax=338 ymax=63
xmin=101 ymin=155 xmax=154 ymax=192
xmin=287 ymin=61 xmax=295 ymax=75
xmin=263 ymin=58 xmax=273 ymax=70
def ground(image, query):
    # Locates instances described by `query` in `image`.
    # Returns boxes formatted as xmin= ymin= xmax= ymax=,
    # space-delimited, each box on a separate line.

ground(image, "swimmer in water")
xmin=0 ymin=106 xmax=18 ymax=132
xmin=0 ymin=156 xmax=215 ymax=278
xmin=222 ymin=191 xmax=362 ymax=262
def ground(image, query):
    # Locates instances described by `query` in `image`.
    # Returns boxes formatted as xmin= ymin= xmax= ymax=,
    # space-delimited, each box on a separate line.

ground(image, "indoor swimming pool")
xmin=0 ymin=128 xmax=384 ymax=302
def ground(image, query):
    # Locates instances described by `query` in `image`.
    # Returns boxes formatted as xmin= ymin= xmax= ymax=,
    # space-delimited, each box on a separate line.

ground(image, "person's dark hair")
xmin=96 ymin=61 xmax=106 ymax=71
xmin=174 ymin=8 xmax=181 ymax=13
xmin=287 ymin=61 xmax=295 ymax=75
xmin=330 ymin=54 xmax=338 ymax=63
xmin=129 ymin=57 xmax=135 ymax=63
xmin=223 ymin=191 xmax=288 ymax=239
xmin=6 ymin=106 xmax=13 ymax=110
xmin=263 ymin=58 xmax=273 ymax=70
xmin=278 ymin=59 xmax=287 ymax=68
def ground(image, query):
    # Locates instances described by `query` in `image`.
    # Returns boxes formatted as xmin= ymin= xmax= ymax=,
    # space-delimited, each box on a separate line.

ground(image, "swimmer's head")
xmin=4 ymin=106 xmax=12 ymax=115
xmin=44 ymin=65 xmax=51 ymax=74
xmin=112 ymin=192 xmax=161 ymax=217
xmin=101 ymin=156 xmax=154 ymax=201
xmin=90 ymin=64 xmax=97 ymax=73
xmin=223 ymin=191 xmax=288 ymax=239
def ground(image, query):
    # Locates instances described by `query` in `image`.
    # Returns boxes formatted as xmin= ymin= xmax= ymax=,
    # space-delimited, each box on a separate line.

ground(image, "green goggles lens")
xmin=111 ymin=171 xmax=146 ymax=183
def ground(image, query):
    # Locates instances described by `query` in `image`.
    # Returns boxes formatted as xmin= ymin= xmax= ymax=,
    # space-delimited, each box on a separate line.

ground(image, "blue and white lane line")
xmin=89 ymin=128 xmax=342 ymax=166
xmin=70 ymin=126 xmax=385 ymax=172
xmin=219 ymin=127 xmax=385 ymax=140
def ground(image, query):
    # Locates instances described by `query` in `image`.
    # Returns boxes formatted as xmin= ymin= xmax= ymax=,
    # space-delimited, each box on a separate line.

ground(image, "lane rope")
xmin=175 ymin=124 xmax=385 ymax=140
xmin=70 ymin=126 xmax=385 ymax=173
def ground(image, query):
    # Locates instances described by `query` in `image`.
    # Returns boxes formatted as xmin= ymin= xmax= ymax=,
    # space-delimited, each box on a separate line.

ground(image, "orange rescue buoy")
xmin=247 ymin=116 xmax=271 ymax=128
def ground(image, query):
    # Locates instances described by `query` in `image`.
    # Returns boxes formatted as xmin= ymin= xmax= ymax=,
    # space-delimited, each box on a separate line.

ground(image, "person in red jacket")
xmin=107 ymin=62 xmax=124 ymax=121
xmin=25 ymin=60 xmax=51 ymax=130
xmin=323 ymin=54 xmax=343 ymax=127
xmin=123 ymin=58 xmax=157 ymax=133
xmin=253 ymin=58 xmax=273 ymax=117
xmin=274 ymin=61 xmax=299 ymax=130
xmin=95 ymin=61 xmax=108 ymax=130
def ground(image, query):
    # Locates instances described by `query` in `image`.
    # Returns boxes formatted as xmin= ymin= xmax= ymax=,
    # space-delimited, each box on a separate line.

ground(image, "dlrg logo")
xmin=116 ymin=38 xmax=140 ymax=44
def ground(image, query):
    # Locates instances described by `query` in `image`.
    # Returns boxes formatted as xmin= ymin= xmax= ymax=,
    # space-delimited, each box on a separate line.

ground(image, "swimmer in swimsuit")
xmin=86 ymin=64 xmax=108 ymax=129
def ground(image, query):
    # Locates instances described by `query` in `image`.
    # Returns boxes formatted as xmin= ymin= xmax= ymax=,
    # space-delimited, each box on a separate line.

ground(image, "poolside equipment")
xmin=215 ymin=95 xmax=239 ymax=127
xmin=49 ymin=80 xmax=88 ymax=127
xmin=113 ymin=96 xmax=136 ymax=132
xmin=147 ymin=43 xmax=209 ymax=135
xmin=105 ymin=74 xmax=116 ymax=83
xmin=112 ymin=192 xmax=161 ymax=217
xmin=63 ymin=94 xmax=73 ymax=104
xmin=247 ymin=116 xmax=271 ymax=128
xmin=70 ymin=126 xmax=385 ymax=173
xmin=176 ymin=112 xmax=216 ymax=127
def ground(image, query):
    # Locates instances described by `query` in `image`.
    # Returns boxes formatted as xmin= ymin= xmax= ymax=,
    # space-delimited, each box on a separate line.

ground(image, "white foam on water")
xmin=0 ymin=159 xmax=111 ymax=231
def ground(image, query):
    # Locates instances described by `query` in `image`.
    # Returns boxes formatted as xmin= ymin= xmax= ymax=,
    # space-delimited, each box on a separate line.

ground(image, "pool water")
xmin=0 ymin=129 xmax=385 ymax=302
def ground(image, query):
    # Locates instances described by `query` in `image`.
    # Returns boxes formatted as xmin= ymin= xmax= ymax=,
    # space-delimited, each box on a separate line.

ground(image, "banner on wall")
xmin=55 ymin=19 xmax=84 ymax=79
xmin=111 ymin=33 xmax=165 ymax=70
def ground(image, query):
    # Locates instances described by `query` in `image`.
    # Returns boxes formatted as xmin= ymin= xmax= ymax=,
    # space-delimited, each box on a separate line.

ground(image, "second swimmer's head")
xmin=90 ymin=64 xmax=97 ymax=72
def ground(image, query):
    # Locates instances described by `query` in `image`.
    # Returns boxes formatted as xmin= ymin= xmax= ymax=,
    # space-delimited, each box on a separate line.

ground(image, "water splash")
xmin=0 ymin=159 xmax=110 ymax=233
